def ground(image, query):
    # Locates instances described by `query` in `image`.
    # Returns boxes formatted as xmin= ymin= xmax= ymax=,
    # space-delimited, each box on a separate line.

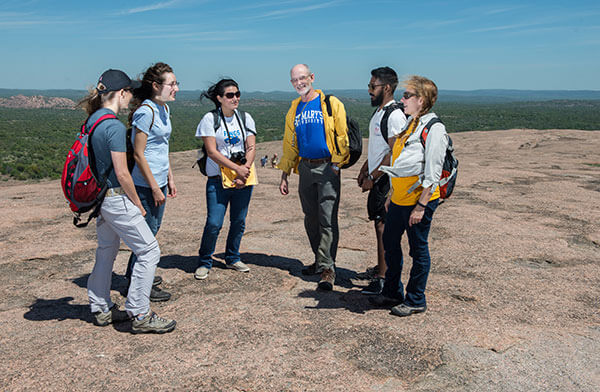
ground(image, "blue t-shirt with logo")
xmin=294 ymin=96 xmax=330 ymax=159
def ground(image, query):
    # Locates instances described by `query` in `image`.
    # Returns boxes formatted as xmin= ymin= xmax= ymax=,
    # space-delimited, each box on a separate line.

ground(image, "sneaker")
xmin=391 ymin=303 xmax=427 ymax=317
xmin=150 ymin=286 xmax=171 ymax=302
xmin=362 ymin=277 xmax=385 ymax=295
xmin=226 ymin=261 xmax=250 ymax=272
xmin=356 ymin=265 xmax=379 ymax=280
xmin=301 ymin=262 xmax=321 ymax=276
xmin=368 ymin=294 xmax=402 ymax=308
xmin=194 ymin=266 xmax=209 ymax=280
xmin=317 ymin=268 xmax=335 ymax=291
xmin=93 ymin=304 xmax=130 ymax=327
xmin=131 ymin=311 xmax=176 ymax=334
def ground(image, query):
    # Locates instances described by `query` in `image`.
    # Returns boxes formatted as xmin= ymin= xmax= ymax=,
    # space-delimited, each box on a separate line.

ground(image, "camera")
xmin=230 ymin=151 xmax=247 ymax=165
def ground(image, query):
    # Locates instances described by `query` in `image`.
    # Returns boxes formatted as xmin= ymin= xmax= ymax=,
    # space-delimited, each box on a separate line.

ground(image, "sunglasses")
xmin=402 ymin=91 xmax=418 ymax=99
xmin=160 ymin=81 xmax=180 ymax=88
xmin=368 ymin=83 xmax=385 ymax=90
xmin=224 ymin=91 xmax=241 ymax=99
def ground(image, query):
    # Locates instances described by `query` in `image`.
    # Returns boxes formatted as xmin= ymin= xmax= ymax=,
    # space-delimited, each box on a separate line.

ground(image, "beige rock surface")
xmin=0 ymin=129 xmax=599 ymax=391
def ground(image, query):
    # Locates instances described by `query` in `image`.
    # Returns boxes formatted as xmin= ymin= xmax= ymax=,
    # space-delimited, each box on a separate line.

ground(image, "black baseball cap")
xmin=97 ymin=69 xmax=141 ymax=94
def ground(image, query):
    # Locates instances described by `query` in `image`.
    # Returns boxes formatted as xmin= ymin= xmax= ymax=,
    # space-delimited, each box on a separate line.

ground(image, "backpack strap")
xmin=419 ymin=117 xmax=442 ymax=147
xmin=324 ymin=94 xmax=343 ymax=155
xmin=406 ymin=117 xmax=443 ymax=195
xmin=86 ymin=113 xmax=119 ymax=180
xmin=379 ymin=102 xmax=404 ymax=143
xmin=324 ymin=94 xmax=333 ymax=117
xmin=140 ymin=103 xmax=156 ymax=132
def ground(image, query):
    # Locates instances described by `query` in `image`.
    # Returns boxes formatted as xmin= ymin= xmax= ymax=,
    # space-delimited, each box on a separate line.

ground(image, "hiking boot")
xmin=368 ymin=294 xmax=402 ymax=308
xmin=93 ymin=304 xmax=130 ymax=327
xmin=131 ymin=311 xmax=176 ymax=334
xmin=150 ymin=286 xmax=171 ymax=302
xmin=362 ymin=277 xmax=385 ymax=295
xmin=317 ymin=268 xmax=335 ymax=291
xmin=153 ymin=275 xmax=162 ymax=286
xmin=194 ymin=266 xmax=209 ymax=280
xmin=226 ymin=261 xmax=250 ymax=272
xmin=391 ymin=303 xmax=427 ymax=317
xmin=356 ymin=265 xmax=379 ymax=280
xmin=301 ymin=262 xmax=321 ymax=276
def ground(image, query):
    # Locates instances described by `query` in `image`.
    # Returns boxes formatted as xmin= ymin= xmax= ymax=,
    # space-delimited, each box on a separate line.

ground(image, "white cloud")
xmin=119 ymin=0 xmax=180 ymax=15
xmin=248 ymin=0 xmax=343 ymax=20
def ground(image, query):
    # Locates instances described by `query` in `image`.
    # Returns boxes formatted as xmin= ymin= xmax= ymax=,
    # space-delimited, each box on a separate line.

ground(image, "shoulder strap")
xmin=324 ymin=94 xmax=342 ymax=155
xmin=420 ymin=117 xmax=443 ymax=147
xmin=324 ymin=95 xmax=333 ymax=117
xmin=140 ymin=103 xmax=155 ymax=132
xmin=379 ymin=102 xmax=404 ymax=142
xmin=86 ymin=113 xmax=119 ymax=186
xmin=85 ymin=113 xmax=118 ymax=135
xmin=211 ymin=108 xmax=221 ymax=130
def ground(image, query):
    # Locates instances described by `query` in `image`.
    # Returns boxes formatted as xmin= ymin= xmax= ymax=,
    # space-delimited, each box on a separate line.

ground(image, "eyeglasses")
xmin=402 ymin=91 xmax=418 ymax=99
xmin=290 ymin=74 xmax=311 ymax=84
xmin=158 ymin=81 xmax=180 ymax=88
xmin=224 ymin=91 xmax=241 ymax=99
xmin=368 ymin=83 xmax=385 ymax=90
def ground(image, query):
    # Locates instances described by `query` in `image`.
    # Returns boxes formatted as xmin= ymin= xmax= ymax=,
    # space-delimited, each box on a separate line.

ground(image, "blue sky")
xmin=1 ymin=0 xmax=599 ymax=91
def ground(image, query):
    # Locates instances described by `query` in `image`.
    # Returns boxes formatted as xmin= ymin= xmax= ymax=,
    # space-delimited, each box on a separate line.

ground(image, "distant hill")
xmin=2 ymin=88 xmax=599 ymax=104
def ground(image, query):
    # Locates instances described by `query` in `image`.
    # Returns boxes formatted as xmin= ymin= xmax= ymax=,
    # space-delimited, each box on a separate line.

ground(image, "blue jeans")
xmin=198 ymin=178 xmax=253 ymax=268
xmin=382 ymin=199 xmax=439 ymax=307
xmin=126 ymin=185 xmax=167 ymax=280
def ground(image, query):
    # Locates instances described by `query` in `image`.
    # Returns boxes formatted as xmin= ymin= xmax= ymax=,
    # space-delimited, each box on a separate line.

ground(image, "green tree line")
xmin=1 ymin=99 xmax=599 ymax=180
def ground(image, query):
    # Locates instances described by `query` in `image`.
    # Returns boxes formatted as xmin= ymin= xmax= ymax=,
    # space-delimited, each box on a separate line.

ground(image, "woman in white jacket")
xmin=370 ymin=75 xmax=449 ymax=317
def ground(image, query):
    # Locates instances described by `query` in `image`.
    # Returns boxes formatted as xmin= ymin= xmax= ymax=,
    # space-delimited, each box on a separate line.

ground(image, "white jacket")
xmin=379 ymin=112 xmax=449 ymax=190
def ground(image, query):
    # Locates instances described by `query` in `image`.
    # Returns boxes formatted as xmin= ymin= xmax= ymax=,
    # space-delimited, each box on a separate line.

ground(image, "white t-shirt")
xmin=195 ymin=110 xmax=257 ymax=177
xmin=368 ymin=100 xmax=407 ymax=175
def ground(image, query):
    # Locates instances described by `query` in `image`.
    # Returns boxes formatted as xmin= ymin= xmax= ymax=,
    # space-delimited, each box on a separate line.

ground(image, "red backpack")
xmin=61 ymin=114 xmax=117 ymax=227
xmin=419 ymin=117 xmax=458 ymax=200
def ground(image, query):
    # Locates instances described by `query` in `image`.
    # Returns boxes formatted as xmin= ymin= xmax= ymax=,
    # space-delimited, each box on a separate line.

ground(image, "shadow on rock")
xmin=24 ymin=296 xmax=91 ymax=323
xmin=158 ymin=254 xmax=198 ymax=273
xmin=232 ymin=252 xmax=358 ymax=289
xmin=24 ymin=296 xmax=134 ymax=333
xmin=72 ymin=272 xmax=129 ymax=293
xmin=298 ymin=289 xmax=371 ymax=314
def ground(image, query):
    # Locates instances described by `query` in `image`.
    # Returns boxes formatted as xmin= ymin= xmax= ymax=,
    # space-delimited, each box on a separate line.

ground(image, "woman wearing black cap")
xmin=78 ymin=69 xmax=176 ymax=334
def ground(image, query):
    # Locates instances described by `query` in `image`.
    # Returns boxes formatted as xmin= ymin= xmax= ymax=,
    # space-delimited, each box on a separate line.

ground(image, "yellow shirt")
xmin=390 ymin=120 xmax=440 ymax=206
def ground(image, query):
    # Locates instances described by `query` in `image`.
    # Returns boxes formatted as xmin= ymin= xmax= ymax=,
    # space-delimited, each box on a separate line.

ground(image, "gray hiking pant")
xmin=88 ymin=194 xmax=160 ymax=316
xmin=297 ymin=160 xmax=341 ymax=271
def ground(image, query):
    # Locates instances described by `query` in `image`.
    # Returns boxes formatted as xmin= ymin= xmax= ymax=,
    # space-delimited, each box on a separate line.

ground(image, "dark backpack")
xmin=61 ymin=113 xmax=118 ymax=227
xmin=419 ymin=117 xmax=458 ymax=199
xmin=375 ymin=101 xmax=405 ymax=143
xmin=324 ymin=95 xmax=362 ymax=169
xmin=194 ymin=109 xmax=248 ymax=175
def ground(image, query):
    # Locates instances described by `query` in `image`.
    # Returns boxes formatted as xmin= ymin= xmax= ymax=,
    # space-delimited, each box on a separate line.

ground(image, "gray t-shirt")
xmin=88 ymin=108 xmax=127 ymax=189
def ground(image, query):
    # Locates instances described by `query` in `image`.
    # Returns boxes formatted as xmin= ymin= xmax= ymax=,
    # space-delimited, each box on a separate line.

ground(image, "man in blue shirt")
xmin=278 ymin=64 xmax=350 ymax=291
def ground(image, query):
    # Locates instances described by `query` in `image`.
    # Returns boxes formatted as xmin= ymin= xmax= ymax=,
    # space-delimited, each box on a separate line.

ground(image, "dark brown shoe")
xmin=301 ymin=262 xmax=321 ymax=276
xmin=318 ymin=268 xmax=335 ymax=291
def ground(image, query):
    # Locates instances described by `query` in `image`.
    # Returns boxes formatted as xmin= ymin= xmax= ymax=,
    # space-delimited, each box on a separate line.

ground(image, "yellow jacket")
xmin=278 ymin=89 xmax=350 ymax=174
